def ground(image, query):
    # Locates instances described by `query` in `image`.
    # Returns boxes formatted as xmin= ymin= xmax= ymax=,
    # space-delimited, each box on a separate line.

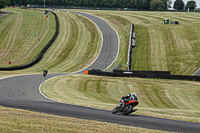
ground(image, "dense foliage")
xmin=9 ymin=0 xmax=172 ymax=10
xmin=0 ymin=0 xmax=10 ymax=10
xmin=150 ymin=0 xmax=165 ymax=11
xmin=185 ymin=1 xmax=196 ymax=11
xmin=173 ymin=0 xmax=185 ymax=10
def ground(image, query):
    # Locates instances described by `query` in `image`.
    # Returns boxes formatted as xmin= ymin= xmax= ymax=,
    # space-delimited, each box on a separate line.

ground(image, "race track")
xmin=0 ymin=11 xmax=200 ymax=133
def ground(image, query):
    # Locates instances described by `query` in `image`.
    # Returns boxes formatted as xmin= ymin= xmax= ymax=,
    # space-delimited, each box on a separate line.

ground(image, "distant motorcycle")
xmin=112 ymin=98 xmax=139 ymax=115
xmin=43 ymin=69 xmax=48 ymax=77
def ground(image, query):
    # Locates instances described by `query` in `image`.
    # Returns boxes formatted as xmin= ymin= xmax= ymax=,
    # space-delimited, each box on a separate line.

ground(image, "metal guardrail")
xmin=127 ymin=24 xmax=136 ymax=71
xmin=109 ymin=63 xmax=122 ymax=72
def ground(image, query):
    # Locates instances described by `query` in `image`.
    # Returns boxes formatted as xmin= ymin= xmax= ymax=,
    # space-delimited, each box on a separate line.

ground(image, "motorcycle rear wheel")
xmin=43 ymin=72 xmax=47 ymax=77
xmin=122 ymin=105 xmax=133 ymax=115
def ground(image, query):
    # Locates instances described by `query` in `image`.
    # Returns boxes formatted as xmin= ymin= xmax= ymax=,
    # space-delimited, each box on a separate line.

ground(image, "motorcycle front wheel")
xmin=112 ymin=107 xmax=118 ymax=114
xmin=122 ymin=105 xmax=133 ymax=115
xmin=43 ymin=72 xmax=47 ymax=77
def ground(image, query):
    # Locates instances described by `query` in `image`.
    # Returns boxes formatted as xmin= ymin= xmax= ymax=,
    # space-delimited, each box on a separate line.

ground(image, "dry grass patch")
xmin=0 ymin=106 xmax=169 ymax=133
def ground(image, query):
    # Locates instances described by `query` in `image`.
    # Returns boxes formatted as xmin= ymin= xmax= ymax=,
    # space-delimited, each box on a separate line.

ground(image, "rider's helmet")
xmin=132 ymin=92 xmax=136 ymax=96
xmin=131 ymin=92 xmax=137 ymax=100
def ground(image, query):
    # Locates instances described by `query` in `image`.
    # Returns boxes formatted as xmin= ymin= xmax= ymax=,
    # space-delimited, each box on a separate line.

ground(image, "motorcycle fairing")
xmin=126 ymin=100 xmax=139 ymax=107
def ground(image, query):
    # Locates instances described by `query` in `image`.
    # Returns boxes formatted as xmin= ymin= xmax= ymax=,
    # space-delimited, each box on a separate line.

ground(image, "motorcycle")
xmin=43 ymin=69 xmax=48 ymax=77
xmin=112 ymin=99 xmax=139 ymax=115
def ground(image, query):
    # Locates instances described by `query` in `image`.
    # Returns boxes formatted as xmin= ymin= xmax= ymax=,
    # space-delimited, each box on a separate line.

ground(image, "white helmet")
xmin=132 ymin=92 xmax=137 ymax=96
xmin=131 ymin=92 xmax=137 ymax=100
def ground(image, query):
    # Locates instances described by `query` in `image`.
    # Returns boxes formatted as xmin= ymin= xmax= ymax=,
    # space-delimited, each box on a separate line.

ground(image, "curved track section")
xmin=69 ymin=11 xmax=119 ymax=71
xmin=0 ymin=12 xmax=200 ymax=133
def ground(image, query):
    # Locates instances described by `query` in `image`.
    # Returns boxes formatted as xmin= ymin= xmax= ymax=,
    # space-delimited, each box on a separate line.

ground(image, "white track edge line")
xmin=192 ymin=68 xmax=200 ymax=76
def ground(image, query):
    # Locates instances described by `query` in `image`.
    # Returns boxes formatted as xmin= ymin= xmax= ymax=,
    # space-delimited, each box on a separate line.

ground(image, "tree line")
xmin=8 ymin=0 xmax=172 ymax=11
xmin=1 ymin=0 xmax=197 ymax=11
xmin=0 ymin=0 xmax=10 ymax=10
xmin=173 ymin=0 xmax=197 ymax=11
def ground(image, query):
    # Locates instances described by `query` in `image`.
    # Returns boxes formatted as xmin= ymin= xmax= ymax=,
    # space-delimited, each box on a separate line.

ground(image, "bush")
xmin=195 ymin=8 xmax=200 ymax=12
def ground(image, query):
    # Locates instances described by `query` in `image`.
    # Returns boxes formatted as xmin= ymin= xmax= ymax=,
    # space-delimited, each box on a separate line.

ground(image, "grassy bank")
xmin=0 ymin=9 xmax=101 ymax=73
xmin=41 ymin=74 xmax=200 ymax=123
xmin=73 ymin=10 xmax=200 ymax=75
xmin=0 ymin=106 xmax=170 ymax=133
xmin=0 ymin=8 xmax=55 ymax=67
xmin=37 ymin=11 xmax=101 ymax=73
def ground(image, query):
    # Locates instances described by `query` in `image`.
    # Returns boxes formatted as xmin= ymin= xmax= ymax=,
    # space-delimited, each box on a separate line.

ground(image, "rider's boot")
xmin=131 ymin=109 xmax=138 ymax=113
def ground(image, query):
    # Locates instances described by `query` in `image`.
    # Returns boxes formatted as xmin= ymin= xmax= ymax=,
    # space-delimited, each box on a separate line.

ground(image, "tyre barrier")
xmin=86 ymin=69 xmax=200 ymax=82
xmin=0 ymin=11 xmax=59 ymax=71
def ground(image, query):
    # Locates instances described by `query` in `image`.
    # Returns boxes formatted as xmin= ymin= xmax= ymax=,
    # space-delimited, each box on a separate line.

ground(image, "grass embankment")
xmin=42 ymin=74 xmax=200 ymax=123
xmin=76 ymin=10 xmax=200 ymax=75
xmin=0 ymin=8 xmax=55 ymax=67
xmin=0 ymin=106 xmax=170 ymax=133
xmin=31 ymin=11 xmax=101 ymax=73
xmin=0 ymin=9 xmax=101 ymax=73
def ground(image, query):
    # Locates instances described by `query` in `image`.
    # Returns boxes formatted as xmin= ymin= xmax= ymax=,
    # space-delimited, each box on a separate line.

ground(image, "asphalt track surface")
xmin=0 ymin=11 xmax=10 ymax=18
xmin=193 ymin=68 xmax=200 ymax=76
xmin=0 ymin=11 xmax=200 ymax=133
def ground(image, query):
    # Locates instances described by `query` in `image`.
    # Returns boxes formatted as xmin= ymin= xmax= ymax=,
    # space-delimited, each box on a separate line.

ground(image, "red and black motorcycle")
xmin=112 ymin=99 xmax=139 ymax=115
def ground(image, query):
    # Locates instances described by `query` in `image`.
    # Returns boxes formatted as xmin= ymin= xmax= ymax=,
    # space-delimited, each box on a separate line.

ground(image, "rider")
xmin=120 ymin=92 xmax=138 ymax=108
xmin=43 ymin=69 xmax=48 ymax=76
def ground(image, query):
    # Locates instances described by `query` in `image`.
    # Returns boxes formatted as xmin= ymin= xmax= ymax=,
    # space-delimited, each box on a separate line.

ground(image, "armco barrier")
xmin=127 ymin=24 xmax=136 ymax=71
xmin=0 ymin=11 xmax=59 ymax=71
xmin=87 ymin=70 xmax=200 ymax=82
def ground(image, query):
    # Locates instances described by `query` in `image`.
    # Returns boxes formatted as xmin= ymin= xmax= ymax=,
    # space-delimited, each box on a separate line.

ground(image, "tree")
xmin=167 ymin=0 xmax=172 ymax=8
xmin=135 ymin=0 xmax=149 ymax=10
xmin=150 ymin=0 xmax=165 ymax=11
xmin=173 ymin=0 xmax=185 ymax=10
xmin=186 ymin=0 xmax=196 ymax=11
xmin=0 ymin=0 xmax=10 ymax=10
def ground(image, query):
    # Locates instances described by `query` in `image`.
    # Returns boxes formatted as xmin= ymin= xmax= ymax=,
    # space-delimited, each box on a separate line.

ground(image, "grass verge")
xmin=0 ymin=106 xmax=170 ymax=133
xmin=0 ymin=8 xmax=55 ymax=67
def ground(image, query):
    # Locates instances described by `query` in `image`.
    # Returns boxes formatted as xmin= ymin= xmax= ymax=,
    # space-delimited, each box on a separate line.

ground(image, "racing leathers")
xmin=120 ymin=94 xmax=138 ymax=109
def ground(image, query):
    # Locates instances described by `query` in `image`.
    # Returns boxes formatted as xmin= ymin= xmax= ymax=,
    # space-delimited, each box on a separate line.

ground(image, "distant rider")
xmin=120 ymin=92 xmax=138 ymax=108
xmin=43 ymin=69 xmax=48 ymax=77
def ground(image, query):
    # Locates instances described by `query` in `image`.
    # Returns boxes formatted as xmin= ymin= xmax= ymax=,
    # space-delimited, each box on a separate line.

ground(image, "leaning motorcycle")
xmin=112 ymin=99 xmax=139 ymax=115
xmin=43 ymin=71 xmax=48 ymax=77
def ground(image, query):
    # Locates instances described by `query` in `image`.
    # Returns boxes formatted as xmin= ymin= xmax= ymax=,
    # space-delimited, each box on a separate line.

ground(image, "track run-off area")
xmin=0 ymin=9 xmax=200 ymax=133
